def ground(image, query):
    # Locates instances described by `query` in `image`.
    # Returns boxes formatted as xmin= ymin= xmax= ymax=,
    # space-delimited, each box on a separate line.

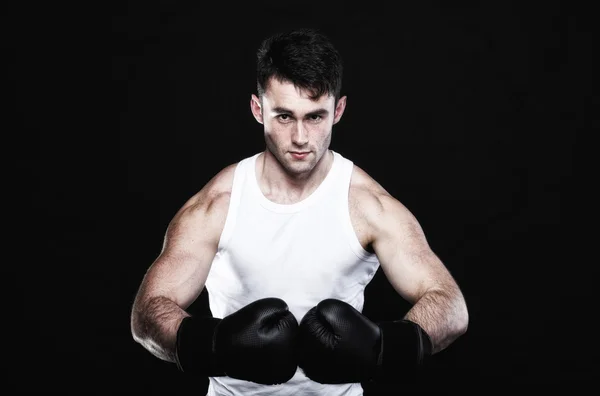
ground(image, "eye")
xmin=308 ymin=114 xmax=322 ymax=123
xmin=277 ymin=114 xmax=293 ymax=123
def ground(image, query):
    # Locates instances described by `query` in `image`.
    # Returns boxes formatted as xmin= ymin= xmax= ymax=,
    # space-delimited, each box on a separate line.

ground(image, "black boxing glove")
xmin=298 ymin=298 xmax=432 ymax=384
xmin=175 ymin=297 xmax=299 ymax=385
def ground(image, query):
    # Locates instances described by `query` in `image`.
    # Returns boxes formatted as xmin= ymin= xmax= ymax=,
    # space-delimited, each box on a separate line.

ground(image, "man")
xmin=131 ymin=28 xmax=469 ymax=395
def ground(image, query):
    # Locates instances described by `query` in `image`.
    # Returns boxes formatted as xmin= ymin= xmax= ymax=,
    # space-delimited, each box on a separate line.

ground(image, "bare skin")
xmin=130 ymin=77 xmax=468 ymax=363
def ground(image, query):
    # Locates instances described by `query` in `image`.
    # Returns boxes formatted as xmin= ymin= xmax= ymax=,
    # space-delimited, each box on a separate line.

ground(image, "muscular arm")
xmin=130 ymin=165 xmax=235 ymax=362
xmin=353 ymin=170 xmax=469 ymax=354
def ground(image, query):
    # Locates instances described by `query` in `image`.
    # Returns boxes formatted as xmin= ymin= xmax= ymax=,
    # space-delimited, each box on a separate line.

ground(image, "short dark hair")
xmin=256 ymin=28 xmax=343 ymax=102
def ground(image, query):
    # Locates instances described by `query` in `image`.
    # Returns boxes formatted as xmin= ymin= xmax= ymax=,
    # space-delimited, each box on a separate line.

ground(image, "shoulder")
xmin=169 ymin=162 xmax=239 ymax=232
xmin=349 ymin=164 xmax=418 ymax=234
xmin=348 ymin=164 xmax=390 ymax=213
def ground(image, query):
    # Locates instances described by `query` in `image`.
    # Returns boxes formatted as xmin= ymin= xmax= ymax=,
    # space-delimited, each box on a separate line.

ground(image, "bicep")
xmin=370 ymin=196 xmax=455 ymax=304
xmin=137 ymin=192 xmax=229 ymax=310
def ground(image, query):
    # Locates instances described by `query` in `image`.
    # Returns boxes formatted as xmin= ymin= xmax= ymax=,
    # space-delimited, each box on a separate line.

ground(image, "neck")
xmin=257 ymin=150 xmax=333 ymax=204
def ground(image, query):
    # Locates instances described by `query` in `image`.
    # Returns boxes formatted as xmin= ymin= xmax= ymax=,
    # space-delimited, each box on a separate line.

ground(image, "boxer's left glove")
xmin=175 ymin=297 xmax=299 ymax=385
xmin=297 ymin=298 xmax=432 ymax=384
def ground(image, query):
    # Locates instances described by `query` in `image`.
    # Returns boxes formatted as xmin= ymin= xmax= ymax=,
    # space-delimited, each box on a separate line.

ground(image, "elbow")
xmin=130 ymin=305 xmax=145 ymax=344
xmin=130 ymin=315 xmax=140 ymax=343
xmin=456 ymin=300 xmax=469 ymax=337
xmin=131 ymin=324 xmax=141 ymax=345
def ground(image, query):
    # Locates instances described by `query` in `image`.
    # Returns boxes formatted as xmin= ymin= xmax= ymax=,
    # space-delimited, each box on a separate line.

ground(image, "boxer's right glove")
xmin=175 ymin=297 xmax=299 ymax=385
xmin=297 ymin=298 xmax=432 ymax=384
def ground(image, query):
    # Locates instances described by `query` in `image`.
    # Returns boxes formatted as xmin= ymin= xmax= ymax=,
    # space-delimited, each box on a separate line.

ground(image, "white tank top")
xmin=204 ymin=150 xmax=380 ymax=396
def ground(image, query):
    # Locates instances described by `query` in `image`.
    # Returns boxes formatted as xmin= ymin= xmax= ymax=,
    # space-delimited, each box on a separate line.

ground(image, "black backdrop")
xmin=8 ymin=1 xmax=591 ymax=393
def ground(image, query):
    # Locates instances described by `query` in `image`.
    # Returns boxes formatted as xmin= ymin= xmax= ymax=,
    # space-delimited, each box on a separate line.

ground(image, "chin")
xmin=285 ymin=159 xmax=314 ymax=175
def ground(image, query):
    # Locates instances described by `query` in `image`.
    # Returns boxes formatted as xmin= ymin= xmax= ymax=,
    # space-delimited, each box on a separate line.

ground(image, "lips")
xmin=290 ymin=151 xmax=309 ymax=159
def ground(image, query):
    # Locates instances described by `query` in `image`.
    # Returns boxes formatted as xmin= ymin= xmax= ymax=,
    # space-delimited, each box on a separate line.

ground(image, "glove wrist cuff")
xmin=175 ymin=316 xmax=225 ymax=376
xmin=374 ymin=319 xmax=432 ymax=382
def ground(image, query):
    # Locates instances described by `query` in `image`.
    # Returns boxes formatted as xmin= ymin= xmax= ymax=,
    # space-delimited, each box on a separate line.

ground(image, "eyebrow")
xmin=272 ymin=107 xmax=330 ymax=118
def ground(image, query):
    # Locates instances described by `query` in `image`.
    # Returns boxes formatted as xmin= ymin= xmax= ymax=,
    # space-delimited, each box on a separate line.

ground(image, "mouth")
xmin=290 ymin=151 xmax=310 ymax=159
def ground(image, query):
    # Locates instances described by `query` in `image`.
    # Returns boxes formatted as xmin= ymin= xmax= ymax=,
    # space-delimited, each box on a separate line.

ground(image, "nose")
xmin=292 ymin=121 xmax=308 ymax=146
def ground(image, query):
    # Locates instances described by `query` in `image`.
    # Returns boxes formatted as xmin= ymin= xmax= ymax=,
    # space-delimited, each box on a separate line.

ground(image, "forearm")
xmin=131 ymin=295 xmax=190 ymax=362
xmin=403 ymin=287 xmax=468 ymax=354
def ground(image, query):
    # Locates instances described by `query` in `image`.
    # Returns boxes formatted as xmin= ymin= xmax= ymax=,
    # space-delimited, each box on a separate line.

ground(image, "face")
xmin=250 ymin=78 xmax=346 ymax=177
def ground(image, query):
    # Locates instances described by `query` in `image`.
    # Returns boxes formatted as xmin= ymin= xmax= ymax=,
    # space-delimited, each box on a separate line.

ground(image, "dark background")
xmin=8 ymin=0 xmax=592 ymax=393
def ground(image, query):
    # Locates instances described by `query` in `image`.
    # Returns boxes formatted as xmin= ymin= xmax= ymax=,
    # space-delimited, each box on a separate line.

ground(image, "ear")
xmin=250 ymin=94 xmax=263 ymax=124
xmin=333 ymin=96 xmax=347 ymax=125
